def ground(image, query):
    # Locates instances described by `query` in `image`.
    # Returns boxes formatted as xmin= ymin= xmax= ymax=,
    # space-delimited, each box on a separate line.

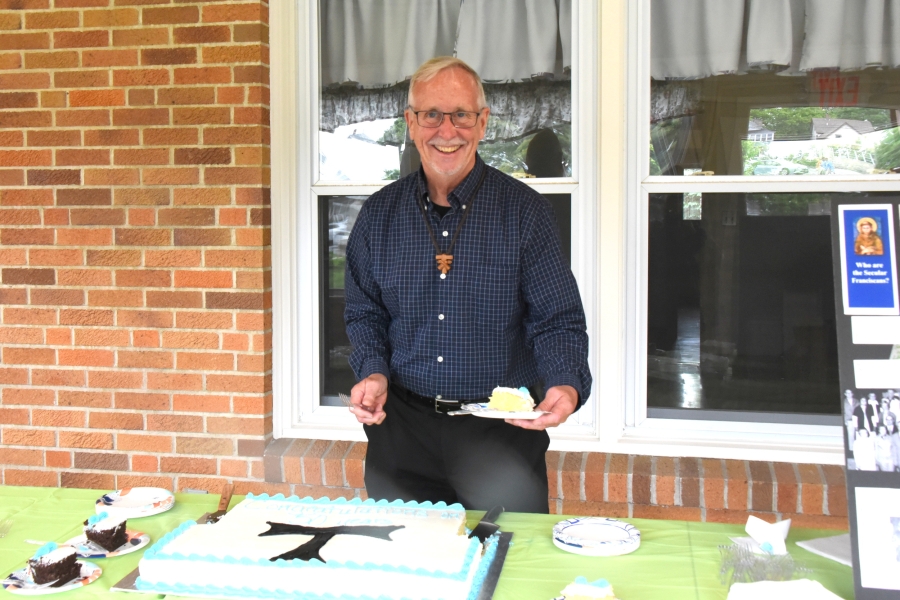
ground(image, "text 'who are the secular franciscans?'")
xmin=840 ymin=206 xmax=900 ymax=316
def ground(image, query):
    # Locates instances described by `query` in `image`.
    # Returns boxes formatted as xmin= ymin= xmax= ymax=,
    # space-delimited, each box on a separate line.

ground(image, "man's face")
xmin=405 ymin=67 xmax=488 ymax=187
xmin=862 ymin=223 xmax=872 ymax=233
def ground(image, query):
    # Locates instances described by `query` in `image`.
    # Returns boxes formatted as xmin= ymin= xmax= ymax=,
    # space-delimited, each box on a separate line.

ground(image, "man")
xmin=344 ymin=57 xmax=591 ymax=513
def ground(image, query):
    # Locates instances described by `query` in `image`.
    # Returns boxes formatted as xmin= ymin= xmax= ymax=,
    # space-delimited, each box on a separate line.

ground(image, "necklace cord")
xmin=415 ymin=168 xmax=488 ymax=257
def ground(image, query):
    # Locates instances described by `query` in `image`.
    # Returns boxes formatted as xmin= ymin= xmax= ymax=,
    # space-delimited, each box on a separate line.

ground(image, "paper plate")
xmin=95 ymin=487 xmax=174 ymax=519
xmin=62 ymin=530 xmax=149 ymax=558
xmin=552 ymin=517 xmax=641 ymax=556
xmin=3 ymin=561 xmax=101 ymax=595
xmin=459 ymin=403 xmax=549 ymax=420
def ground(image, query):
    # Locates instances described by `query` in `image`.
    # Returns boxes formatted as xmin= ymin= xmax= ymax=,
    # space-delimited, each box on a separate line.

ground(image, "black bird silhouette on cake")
xmin=259 ymin=521 xmax=405 ymax=562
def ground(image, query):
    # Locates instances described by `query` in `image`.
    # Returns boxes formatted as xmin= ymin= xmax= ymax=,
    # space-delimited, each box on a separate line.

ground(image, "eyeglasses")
xmin=410 ymin=109 xmax=482 ymax=129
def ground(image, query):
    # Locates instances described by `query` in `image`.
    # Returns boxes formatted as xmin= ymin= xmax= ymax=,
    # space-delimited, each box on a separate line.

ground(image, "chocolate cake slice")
xmin=26 ymin=544 xmax=80 ymax=587
xmin=83 ymin=512 xmax=127 ymax=552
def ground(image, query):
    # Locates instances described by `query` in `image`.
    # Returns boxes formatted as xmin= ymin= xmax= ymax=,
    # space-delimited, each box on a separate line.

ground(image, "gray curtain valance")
xmin=320 ymin=0 xmax=572 ymax=89
xmin=652 ymin=0 xmax=900 ymax=81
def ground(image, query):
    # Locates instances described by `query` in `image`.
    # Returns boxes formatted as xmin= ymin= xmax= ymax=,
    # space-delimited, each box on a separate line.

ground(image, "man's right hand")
xmin=349 ymin=374 xmax=388 ymax=425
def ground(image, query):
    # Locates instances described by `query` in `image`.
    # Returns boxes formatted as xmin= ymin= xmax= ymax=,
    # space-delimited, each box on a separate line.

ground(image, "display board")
xmin=830 ymin=197 xmax=900 ymax=600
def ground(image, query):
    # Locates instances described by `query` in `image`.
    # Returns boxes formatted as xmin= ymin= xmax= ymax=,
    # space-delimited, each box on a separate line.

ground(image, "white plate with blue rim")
xmin=458 ymin=403 xmax=549 ymax=420
xmin=552 ymin=517 xmax=641 ymax=557
xmin=62 ymin=530 xmax=149 ymax=559
xmin=95 ymin=487 xmax=174 ymax=519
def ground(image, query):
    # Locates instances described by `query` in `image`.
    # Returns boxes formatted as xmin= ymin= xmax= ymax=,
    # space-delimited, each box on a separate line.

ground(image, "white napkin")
xmin=727 ymin=579 xmax=844 ymax=600
xmin=729 ymin=515 xmax=791 ymax=555
xmin=795 ymin=533 xmax=852 ymax=567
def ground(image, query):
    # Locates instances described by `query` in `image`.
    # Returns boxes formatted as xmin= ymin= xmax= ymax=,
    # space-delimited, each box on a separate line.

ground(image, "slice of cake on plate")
xmin=488 ymin=386 xmax=535 ymax=411
xmin=83 ymin=511 xmax=127 ymax=552
xmin=26 ymin=542 xmax=81 ymax=587
xmin=560 ymin=577 xmax=618 ymax=599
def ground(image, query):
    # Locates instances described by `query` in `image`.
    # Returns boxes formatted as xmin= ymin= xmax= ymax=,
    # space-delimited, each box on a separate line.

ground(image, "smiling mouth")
xmin=434 ymin=144 xmax=462 ymax=154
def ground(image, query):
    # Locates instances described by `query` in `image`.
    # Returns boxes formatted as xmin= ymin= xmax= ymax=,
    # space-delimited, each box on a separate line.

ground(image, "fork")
xmin=0 ymin=518 xmax=11 ymax=538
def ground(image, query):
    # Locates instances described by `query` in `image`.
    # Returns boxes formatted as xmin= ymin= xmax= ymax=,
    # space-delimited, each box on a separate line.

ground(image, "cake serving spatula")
xmin=205 ymin=484 xmax=234 ymax=524
xmin=468 ymin=505 xmax=504 ymax=543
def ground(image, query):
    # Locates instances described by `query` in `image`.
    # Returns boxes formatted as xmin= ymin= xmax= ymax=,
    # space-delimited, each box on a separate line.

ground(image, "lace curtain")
xmin=320 ymin=80 xmax=570 ymax=143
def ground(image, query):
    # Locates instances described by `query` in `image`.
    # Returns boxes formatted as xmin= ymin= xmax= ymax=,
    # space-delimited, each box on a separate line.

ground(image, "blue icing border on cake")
xmin=142 ymin=503 xmax=482 ymax=580
xmin=136 ymin=533 xmax=495 ymax=600
xmin=136 ymin=534 xmax=493 ymax=600
xmin=466 ymin=532 xmax=500 ymax=600
xmin=244 ymin=493 xmax=465 ymax=513
xmin=148 ymin=532 xmax=480 ymax=581
xmin=135 ymin=578 xmax=398 ymax=600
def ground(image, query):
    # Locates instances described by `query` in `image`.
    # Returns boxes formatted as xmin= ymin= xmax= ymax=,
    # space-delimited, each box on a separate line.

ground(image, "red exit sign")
xmin=812 ymin=72 xmax=860 ymax=107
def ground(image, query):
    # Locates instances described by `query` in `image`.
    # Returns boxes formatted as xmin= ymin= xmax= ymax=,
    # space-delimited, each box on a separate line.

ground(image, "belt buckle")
xmin=434 ymin=398 xmax=460 ymax=414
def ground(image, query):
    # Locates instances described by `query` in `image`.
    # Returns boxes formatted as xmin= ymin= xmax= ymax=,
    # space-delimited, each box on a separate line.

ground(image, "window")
xmin=272 ymin=1 xmax=599 ymax=439
xmin=273 ymin=1 xmax=847 ymax=463
xmin=634 ymin=0 xmax=900 ymax=446
xmin=318 ymin=1 xmax=573 ymax=183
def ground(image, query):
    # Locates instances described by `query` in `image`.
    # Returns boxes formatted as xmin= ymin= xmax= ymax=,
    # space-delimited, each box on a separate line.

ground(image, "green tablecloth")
xmin=0 ymin=486 xmax=853 ymax=600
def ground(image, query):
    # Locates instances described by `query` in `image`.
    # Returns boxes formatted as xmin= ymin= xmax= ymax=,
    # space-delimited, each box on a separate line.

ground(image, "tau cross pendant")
xmin=436 ymin=254 xmax=453 ymax=275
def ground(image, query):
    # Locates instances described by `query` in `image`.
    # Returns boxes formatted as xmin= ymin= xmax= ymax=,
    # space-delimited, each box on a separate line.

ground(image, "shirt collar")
xmin=416 ymin=154 xmax=486 ymax=210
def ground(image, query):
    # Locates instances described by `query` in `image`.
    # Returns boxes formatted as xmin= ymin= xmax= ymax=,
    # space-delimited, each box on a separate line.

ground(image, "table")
xmin=0 ymin=486 xmax=853 ymax=600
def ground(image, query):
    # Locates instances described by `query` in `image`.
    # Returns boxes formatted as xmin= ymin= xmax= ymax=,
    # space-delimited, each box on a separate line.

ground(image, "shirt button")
xmin=462 ymin=205 xmax=467 ymax=210
xmin=442 ymin=231 xmax=449 ymax=237
xmin=438 ymin=314 xmax=444 ymax=320
xmin=437 ymin=356 xmax=443 ymax=362
xmin=440 ymin=273 xmax=446 ymax=279
xmin=436 ymin=394 xmax=442 ymax=400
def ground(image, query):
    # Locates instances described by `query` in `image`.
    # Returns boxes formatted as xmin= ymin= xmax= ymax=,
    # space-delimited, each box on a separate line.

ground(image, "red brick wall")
xmin=264 ymin=441 xmax=849 ymax=529
xmin=0 ymin=0 xmax=271 ymax=494
xmin=0 ymin=0 xmax=851 ymax=530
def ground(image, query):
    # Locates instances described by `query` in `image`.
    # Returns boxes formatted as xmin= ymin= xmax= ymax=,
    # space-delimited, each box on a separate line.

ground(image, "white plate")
xmin=3 ymin=561 xmax=101 ymax=595
xmin=95 ymin=487 xmax=174 ymax=519
xmin=62 ymin=530 xmax=149 ymax=558
xmin=552 ymin=517 xmax=641 ymax=556
xmin=459 ymin=403 xmax=549 ymax=420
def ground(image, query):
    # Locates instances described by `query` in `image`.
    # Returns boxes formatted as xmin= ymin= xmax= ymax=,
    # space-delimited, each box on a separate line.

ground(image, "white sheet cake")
xmin=136 ymin=493 xmax=499 ymax=600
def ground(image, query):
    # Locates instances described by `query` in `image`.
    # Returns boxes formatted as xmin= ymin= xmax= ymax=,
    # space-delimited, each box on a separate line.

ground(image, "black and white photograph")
xmin=843 ymin=388 xmax=900 ymax=472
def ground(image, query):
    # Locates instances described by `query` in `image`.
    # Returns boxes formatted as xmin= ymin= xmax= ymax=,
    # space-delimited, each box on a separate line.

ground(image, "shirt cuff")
xmin=544 ymin=374 xmax=586 ymax=407
xmin=357 ymin=358 xmax=391 ymax=382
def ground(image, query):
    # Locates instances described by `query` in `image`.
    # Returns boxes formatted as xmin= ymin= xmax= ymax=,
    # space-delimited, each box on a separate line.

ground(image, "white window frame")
xmin=619 ymin=0 xmax=900 ymax=465
xmin=271 ymin=1 xmax=856 ymax=464
xmin=271 ymin=1 xmax=601 ymax=444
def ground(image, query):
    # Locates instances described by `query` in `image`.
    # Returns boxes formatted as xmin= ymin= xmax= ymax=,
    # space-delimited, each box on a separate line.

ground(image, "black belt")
xmin=393 ymin=384 xmax=487 ymax=414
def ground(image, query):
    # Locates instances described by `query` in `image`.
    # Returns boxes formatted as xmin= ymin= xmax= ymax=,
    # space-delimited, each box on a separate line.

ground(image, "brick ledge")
xmin=260 ymin=439 xmax=848 ymax=529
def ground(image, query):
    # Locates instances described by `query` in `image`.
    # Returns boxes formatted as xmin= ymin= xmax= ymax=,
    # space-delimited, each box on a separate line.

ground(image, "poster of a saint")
xmin=839 ymin=205 xmax=899 ymax=315
xmin=855 ymin=217 xmax=885 ymax=256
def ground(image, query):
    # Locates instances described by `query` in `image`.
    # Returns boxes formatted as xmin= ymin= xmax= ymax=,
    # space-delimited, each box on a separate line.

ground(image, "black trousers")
xmin=363 ymin=385 xmax=550 ymax=513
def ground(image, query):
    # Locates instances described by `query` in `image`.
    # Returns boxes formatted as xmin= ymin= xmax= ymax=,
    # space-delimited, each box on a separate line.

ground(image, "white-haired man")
xmin=344 ymin=57 xmax=591 ymax=513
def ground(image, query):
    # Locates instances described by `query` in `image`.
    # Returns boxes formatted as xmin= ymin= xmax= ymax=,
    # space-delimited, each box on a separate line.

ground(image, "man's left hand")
xmin=506 ymin=385 xmax=578 ymax=430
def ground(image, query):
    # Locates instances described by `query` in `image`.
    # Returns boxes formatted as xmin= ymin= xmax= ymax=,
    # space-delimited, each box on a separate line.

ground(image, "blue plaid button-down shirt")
xmin=344 ymin=155 xmax=591 ymax=405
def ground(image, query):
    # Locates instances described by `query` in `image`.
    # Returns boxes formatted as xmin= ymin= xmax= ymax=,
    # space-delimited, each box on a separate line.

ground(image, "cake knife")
xmin=110 ymin=567 xmax=141 ymax=593
xmin=205 ymin=484 xmax=234 ymax=524
xmin=468 ymin=505 xmax=504 ymax=543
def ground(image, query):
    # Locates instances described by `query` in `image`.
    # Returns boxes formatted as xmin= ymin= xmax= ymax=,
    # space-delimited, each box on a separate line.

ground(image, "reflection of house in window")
xmin=745 ymin=119 xmax=774 ymax=142
xmin=811 ymin=118 xmax=874 ymax=141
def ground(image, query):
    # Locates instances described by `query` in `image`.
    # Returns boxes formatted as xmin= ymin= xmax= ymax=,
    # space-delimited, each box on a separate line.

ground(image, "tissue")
xmin=730 ymin=515 xmax=792 ymax=555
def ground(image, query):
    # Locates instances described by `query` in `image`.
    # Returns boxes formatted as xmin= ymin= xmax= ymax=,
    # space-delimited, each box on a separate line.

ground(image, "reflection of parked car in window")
xmin=751 ymin=159 xmax=810 ymax=175
xmin=329 ymin=217 xmax=351 ymax=256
